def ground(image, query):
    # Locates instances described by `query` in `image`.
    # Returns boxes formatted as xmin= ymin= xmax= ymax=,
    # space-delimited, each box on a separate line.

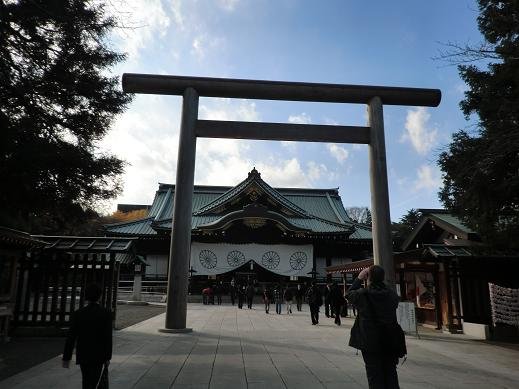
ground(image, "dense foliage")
xmin=0 ymin=0 xmax=132 ymax=233
xmin=391 ymin=209 xmax=422 ymax=245
xmin=438 ymin=0 xmax=519 ymax=248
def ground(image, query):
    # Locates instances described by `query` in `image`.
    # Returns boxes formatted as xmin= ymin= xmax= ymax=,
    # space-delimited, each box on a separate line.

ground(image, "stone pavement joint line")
xmin=1 ymin=304 xmax=519 ymax=388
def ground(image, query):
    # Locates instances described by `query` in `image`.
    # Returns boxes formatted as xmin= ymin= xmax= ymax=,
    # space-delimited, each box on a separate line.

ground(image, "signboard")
xmin=397 ymin=301 xmax=417 ymax=334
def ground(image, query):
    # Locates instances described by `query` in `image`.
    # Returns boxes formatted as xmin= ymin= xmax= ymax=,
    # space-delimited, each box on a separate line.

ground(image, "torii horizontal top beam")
xmin=122 ymin=73 xmax=441 ymax=107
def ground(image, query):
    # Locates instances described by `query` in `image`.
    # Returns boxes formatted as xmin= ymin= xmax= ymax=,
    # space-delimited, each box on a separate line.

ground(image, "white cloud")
xmin=195 ymin=99 xmax=259 ymax=185
xmin=199 ymin=98 xmax=259 ymax=121
xmin=288 ymin=112 xmax=312 ymax=124
xmin=100 ymin=95 xmax=181 ymax=210
xmin=327 ymin=143 xmax=349 ymax=164
xmin=307 ymin=161 xmax=338 ymax=182
xmin=413 ymin=165 xmax=442 ymax=191
xmin=169 ymin=0 xmax=185 ymax=30
xmin=324 ymin=118 xmax=339 ymax=125
xmin=258 ymin=158 xmax=309 ymax=187
xmin=191 ymin=34 xmax=225 ymax=60
xmin=109 ymin=0 xmax=170 ymax=61
xmin=401 ymin=107 xmax=438 ymax=155
xmin=280 ymin=141 xmax=297 ymax=152
xmin=217 ymin=0 xmax=240 ymax=11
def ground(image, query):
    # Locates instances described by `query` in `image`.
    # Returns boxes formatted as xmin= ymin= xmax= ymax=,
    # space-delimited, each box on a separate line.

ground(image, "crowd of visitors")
xmin=200 ymin=278 xmax=356 ymax=325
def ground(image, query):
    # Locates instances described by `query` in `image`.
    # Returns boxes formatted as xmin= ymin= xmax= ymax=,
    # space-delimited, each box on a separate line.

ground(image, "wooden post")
xmin=444 ymin=259 xmax=454 ymax=332
xmin=368 ymin=96 xmax=396 ymax=289
xmin=162 ymin=87 xmax=199 ymax=332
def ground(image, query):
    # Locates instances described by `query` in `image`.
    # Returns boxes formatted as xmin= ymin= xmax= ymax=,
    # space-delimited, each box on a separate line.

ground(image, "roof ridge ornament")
xmin=248 ymin=167 xmax=261 ymax=178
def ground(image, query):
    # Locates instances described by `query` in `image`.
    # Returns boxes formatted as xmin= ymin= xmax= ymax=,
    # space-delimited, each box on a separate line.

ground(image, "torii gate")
xmin=122 ymin=74 xmax=441 ymax=332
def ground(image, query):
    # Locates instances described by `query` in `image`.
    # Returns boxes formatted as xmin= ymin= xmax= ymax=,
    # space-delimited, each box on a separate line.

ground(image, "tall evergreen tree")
xmin=0 ymin=0 xmax=132 ymax=233
xmin=438 ymin=0 xmax=519 ymax=248
xmin=392 ymin=209 xmax=422 ymax=242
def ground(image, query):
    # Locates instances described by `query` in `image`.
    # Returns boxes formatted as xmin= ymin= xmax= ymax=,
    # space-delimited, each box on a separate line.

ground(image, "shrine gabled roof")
xmin=105 ymin=169 xmax=371 ymax=239
xmin=401 ymin=209 xmax=480 ymax=251
xmin=193 ymin=168 xmax=310 ymax=217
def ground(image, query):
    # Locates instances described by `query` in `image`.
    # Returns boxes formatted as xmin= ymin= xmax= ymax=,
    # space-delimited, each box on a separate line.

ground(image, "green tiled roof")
xmin=105 ymin=169 xmax=371 ymax=240
xmin=105 ymin=217 xmax=158 ymax=236
xmin=429 ymin=213 xmax=476 ymax=235
xmin=194 ymin=169 xmax=310 ymax=217
xmin=426 ymin=244 xmax=472 ymax=258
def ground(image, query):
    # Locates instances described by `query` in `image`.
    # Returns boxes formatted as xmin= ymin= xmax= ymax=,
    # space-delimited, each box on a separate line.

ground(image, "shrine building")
xmin=105 ymin=168 xmax=372 ymax=286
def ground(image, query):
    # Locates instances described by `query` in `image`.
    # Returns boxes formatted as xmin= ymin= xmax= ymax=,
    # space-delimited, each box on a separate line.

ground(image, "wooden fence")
xmin=13 ymin=252 xmax=119 ymax=327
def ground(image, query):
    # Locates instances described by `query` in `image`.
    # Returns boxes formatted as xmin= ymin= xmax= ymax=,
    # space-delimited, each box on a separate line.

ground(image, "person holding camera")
xmin=346 ymin=265 xmax=405 ymax=389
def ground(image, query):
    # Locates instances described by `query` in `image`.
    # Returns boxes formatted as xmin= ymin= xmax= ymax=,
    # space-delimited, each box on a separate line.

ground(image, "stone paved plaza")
xmin=1 ymin=303 xmax=519 ymax=389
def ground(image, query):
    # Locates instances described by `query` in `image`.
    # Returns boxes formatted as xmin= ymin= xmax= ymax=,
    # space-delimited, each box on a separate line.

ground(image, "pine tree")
xmin=0 ymin=0 xmax=132 ymax=233
xmin=438 ymin=0 xmax=519 ymax=248
xmin=392 ymin=209 xmax=422 ymax=241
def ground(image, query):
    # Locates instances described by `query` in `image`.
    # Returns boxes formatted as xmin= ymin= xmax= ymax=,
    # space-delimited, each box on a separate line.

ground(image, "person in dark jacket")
xmin=215 ymin=282 xmax=223 ymax=305
xmin=237 ymin=284 xmax=245 ymax=309
xmin=329 ymin=282 xmax=345 ymax=326
xmin=284 ymin=287 xmax=294 ymax=314
xmin=295 ymin=284 xmax=304 ymax=311
xmin=324 ymin=283 xmax=332 ymax=317
xmin=246 ymin=283 xmax=255 ymax=309
xmin=305 ymin=282 xmax=322 ymax=324
xmin=62 ymin=284 xmax=112 ymax=389
xmin=273 ymin=285 xmax=283 ymax=314
xmin=230 ymin=278 xmax=236 ymax=306
xmin=263 ymin=287 xmax=272 ymax=314
xmin=346 ymin=265 xmax=401 ymax=389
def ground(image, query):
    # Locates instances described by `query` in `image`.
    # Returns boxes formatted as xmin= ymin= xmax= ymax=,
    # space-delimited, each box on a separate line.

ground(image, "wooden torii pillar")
xmin=122 ymin=74 xmax=441 ymax=331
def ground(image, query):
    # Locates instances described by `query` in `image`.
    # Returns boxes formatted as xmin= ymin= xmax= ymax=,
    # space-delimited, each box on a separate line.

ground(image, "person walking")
xmin=295 ymin=284 xmax=304 ymax=311
xmin=324 ymin=283 xmax=332 ymax=318
xmin=346 ymin=265 xmax=404 ymax=389
xmin=330 ymin=281 xmax=345 ymax=326
xmin=230 ymin=278 xmax=236 ymax=306
xmin=202 ymin=286 xmax=210 ymax=305
xmin=246 ymin=283 xmax=255 ymax=309
xmin=284 ymin=286 xmax=294 ymax=314
xmin=237 ymin=284 xmax=245 ymax=309
xmin=62 ymin=284 xmax=112 ymax=389
xmin=273 ymin=284 xmax=283 ymax=314
xmin=305 ymin=282 xmax=322 ymax=325
xmin=215 ymin=282 xmax=223 ymax=305
xmin=263 ymin=287 xmax=272 ymax=314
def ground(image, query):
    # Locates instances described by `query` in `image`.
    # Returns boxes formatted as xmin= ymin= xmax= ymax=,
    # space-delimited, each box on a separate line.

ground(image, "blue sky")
xmin=101 ymin=0 xmax=483 ymax=221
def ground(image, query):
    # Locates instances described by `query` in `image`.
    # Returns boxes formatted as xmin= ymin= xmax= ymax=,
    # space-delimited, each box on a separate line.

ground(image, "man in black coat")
xmin=346 ymin=266 xmax=401 ymax=389
xmin=237 ymin=284 xmax=245 ymax=309
xmin=295 ymin=284 xmax=304 ymax=311
xmin=63 ymin=284 xmax=112 ymax=389
xmin=329 ymin=282 xmax=345 ymax=326
xmin=323 ymin=283 xmax=332 ymax=317
xmin=305 ymin=282 xmax=322 ymax=325
xmin=246 ymin=283 xmax=255 ymax=309
xmin=230 ymin=278 xmax=236 ymax=306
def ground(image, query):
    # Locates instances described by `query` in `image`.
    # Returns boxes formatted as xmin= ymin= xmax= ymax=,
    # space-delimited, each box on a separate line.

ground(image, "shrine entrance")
xmin=122 ymin=73 xmax=441 ymax=331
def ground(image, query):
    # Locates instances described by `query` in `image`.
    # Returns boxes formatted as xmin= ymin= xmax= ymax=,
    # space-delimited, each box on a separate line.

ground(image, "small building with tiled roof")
xmin=326 ymin=209 xmax=519 ymax=340
xmin=105 ymin=168 xmax=372 ymax=284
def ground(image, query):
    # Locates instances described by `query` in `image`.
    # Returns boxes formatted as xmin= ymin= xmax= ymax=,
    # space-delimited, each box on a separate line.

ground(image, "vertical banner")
xmin=489 ymin=283 xmax=519 ymax=328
